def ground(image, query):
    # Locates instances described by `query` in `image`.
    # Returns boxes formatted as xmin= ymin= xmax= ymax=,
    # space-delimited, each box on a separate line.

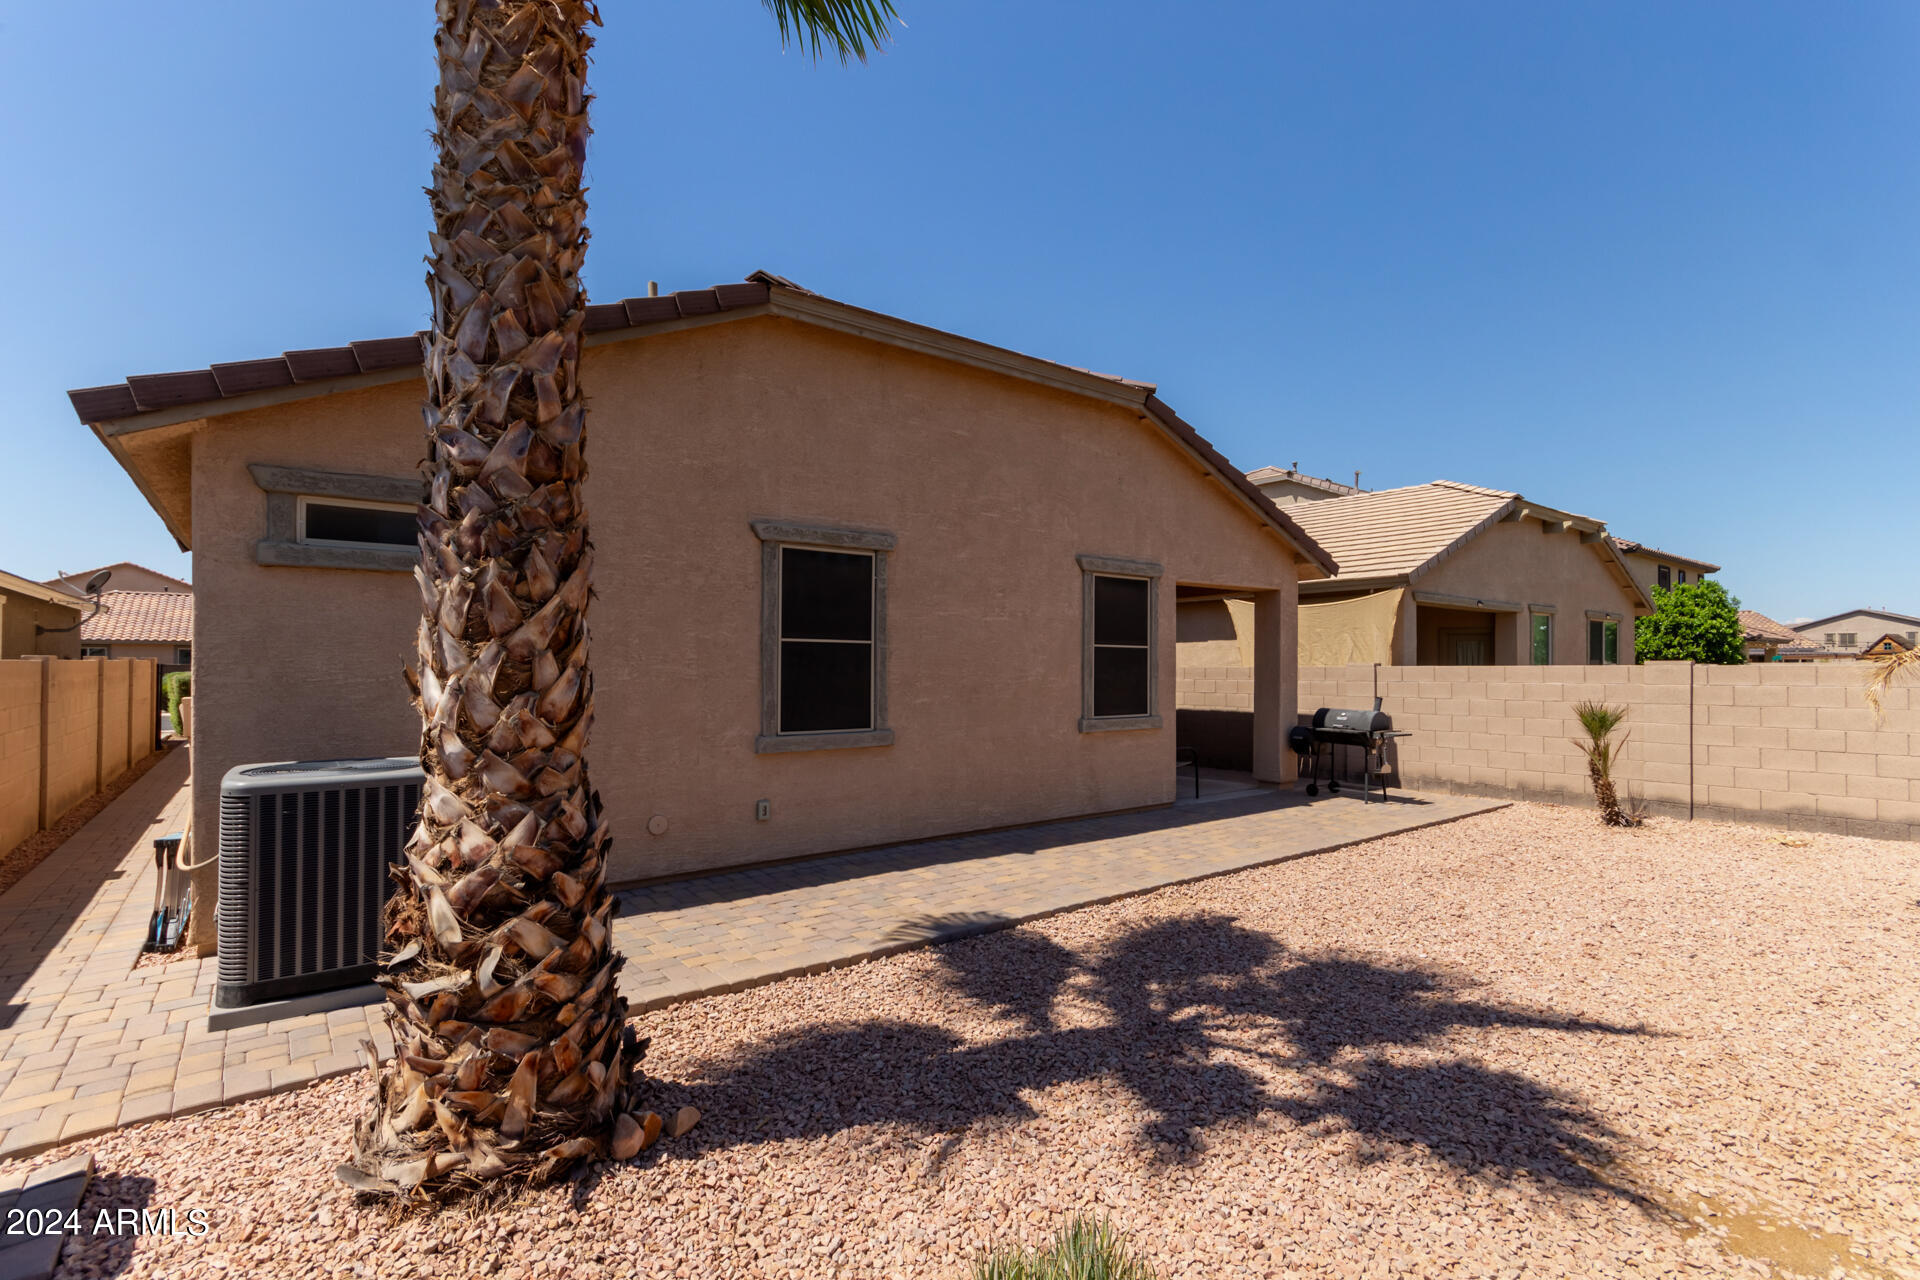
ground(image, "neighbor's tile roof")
xmin=45 ymin=561 xmax=192 ymax=597
xmin=81 ymin=591 xmax=194 ymax=645
xmin=1608 ymin=538 xmax=1721 ymax=574
xmin=1281 ymin=480 xmax=1517 ymax=581
xmin=1243 ymin=466 xmax=1358 ymax=497
xmin=1739 ymin=610 xmax=1812 ymax=646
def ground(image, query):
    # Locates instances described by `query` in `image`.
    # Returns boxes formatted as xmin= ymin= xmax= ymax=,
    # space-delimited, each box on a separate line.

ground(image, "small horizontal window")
xmin=298 ymin=497 xmax=414 ymax=549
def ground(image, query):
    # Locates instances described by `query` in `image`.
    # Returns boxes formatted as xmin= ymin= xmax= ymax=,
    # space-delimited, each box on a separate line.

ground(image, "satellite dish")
xmin=83 ymin=569 xmax=112 ymax=596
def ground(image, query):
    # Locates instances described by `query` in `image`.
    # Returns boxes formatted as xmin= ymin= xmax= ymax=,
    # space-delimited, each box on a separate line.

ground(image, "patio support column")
xmin=1250 ymin=581 xmax=1298 ymax=783
xmin=1493 ymin=609 xmax=1526 ymax=665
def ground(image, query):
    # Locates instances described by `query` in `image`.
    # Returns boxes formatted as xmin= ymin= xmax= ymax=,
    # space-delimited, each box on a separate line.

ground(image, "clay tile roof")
xmin=1608 ymin=538 xmax=1721 ymax=574
xmin=1243 ymin=466 xmax=1358 ymax=496
xmin=80 ymin=591 xmax=194 ymax=645
xmin=66 ymin=277 xmax=777 ymax=425
xmin=1739 ymin=610 xmax=1814 ymax=646
xmin=1281 ymin=480 xmax=1518 ymax=581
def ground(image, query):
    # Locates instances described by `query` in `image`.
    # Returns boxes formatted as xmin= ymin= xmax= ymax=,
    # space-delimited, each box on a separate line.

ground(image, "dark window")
xmin=778 ymin=547 xmax=874 ymax=733
xmin=1676 ymin=570 xmax=1687 ymax=585
xmin=1657 ymin=565 xmax=1671 ymax=591
xmin=1091 ymin=575 xmax=1151 ymax=717
xmin=302 ymin=500 xmax=414 ymax=548
xmin=1588 ymin=619 xmax=1618 ymax=665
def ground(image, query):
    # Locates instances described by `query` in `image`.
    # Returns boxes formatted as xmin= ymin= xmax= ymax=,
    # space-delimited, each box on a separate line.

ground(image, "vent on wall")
xmin=216 ymin=757 xmax=423 ymax=1008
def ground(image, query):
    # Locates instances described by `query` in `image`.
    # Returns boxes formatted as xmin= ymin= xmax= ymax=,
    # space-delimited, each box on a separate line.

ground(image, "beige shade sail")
xmin=1299 ymin=588 xmax=1403 ymax=666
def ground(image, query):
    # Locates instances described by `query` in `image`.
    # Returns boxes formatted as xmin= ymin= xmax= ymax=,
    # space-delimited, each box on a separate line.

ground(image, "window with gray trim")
xmin=250 ymin=464 xmax=419 ymax=572
xmin=1077 ymin=554 xmax=1162 ymax=731
xmin=752 ymin=519 xmax=895 ymax=753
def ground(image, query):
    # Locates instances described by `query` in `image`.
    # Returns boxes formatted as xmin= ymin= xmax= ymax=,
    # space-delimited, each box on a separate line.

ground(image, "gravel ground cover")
xmin=28 ymin=801 xmax=1920 ymax=1280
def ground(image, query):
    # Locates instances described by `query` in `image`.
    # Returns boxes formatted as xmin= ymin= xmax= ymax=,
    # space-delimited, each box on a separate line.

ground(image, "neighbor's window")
xmin=1531 ymin=613 xmax=1552 ymax=665
xmin=298 ymin=496 xmax=415 ymax=549
xmin=1677 ymin=570 xmax=1688 ymax=585
xmin=1587 ymin=619 xmax=1619 ymax=665
xmin=1656 ymin=565 xmax=1672 ymax=591
xmin=1824 ymin=633 xmax=1836 ymax=646
xmin=81 ymin=646 xmax=109 ymax=658
xmin=174 ymin=647 xmax=192 ymax=665
xmin=777 ymin=547 xmax=876 ymax=734
xmin=1839 ymin=632 xmax=1857 ymax=648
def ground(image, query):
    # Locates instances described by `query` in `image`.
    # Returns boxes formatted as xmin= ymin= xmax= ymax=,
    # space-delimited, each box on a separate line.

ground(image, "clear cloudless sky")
xmin=3 ymin=1 xmax=1914 ymax=622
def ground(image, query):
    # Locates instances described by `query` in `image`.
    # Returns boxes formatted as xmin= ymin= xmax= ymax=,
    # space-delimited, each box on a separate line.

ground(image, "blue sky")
xmin=3 ymin=1 xmax=1914 ymax=622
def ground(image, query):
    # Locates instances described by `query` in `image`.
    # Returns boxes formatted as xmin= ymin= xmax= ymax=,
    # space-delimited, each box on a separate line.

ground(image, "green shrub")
xmin=161 ymin=671 xmax=191 ymax=731
xmin=973 ymin=1215 xmax=1160 ymax=1280
xmin=1634 ymin=579 xmax=1746 ymax=664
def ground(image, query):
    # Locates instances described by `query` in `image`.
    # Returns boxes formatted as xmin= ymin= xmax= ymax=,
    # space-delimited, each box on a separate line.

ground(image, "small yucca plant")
xmin=973 ymin=1215 xmax=1160 ymax=1280
xmin=1571 ymin=700 xmax=1635 ymax=827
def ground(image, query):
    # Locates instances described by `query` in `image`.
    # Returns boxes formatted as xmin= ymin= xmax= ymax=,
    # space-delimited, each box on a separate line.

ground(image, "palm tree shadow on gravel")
xmin=624 ymin=914 xmax=1655 ymax=1201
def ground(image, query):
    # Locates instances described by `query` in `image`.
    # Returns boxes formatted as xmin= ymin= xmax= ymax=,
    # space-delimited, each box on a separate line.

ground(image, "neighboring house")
xmin=1242 ymin=465 xmax=1359 ymax=507
xmin=1798 ymin=608 xmax=1920 ymax=656
xmin=1858 ymin=633 xmax=1912 ymax=661
xmin=0 ymin=570 xmax=85 ymax=659
xmin=45 ymin=561 xmax=191 ymax=599
xmin=1205 ymin=479 xmax=1650 ymax=668
xmin=1737 ymin=609 xmax=1828 ymax=662
xmin=70 ymin=272 xmax=1337 ymax=949
xmin=78 ymin=591 xmax=194 ymax=664
xmin=1609 ymin=538 xmax=1720 ymax=596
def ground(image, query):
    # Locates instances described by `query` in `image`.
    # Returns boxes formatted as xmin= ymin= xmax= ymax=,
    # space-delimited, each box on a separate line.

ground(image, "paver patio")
xmin=0 ymin=746 xmax=1498 ymax=1162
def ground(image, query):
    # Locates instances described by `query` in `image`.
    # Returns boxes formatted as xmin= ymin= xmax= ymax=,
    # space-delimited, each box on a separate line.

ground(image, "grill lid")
xmin=1311 ymin=707 xmax=1393 ymax=734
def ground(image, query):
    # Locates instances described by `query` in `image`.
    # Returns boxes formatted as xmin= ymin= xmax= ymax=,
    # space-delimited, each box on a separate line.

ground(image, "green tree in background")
xmin=1634 ymin=579 xmax=1746 ymax=665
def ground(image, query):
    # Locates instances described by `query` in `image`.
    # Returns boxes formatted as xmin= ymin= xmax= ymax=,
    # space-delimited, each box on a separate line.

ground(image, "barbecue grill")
xmin=1298 ymin=703 xmax=1410 ymax=801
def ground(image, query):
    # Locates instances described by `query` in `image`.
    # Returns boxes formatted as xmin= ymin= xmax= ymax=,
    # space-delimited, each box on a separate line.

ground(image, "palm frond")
xmin=761 ymin=0 xmax=899 ymax=63
xmin=1864 ymin=645 xmax=1920 ymax=723
xmin=1572 ymin=700 xmax=1628 ymax=744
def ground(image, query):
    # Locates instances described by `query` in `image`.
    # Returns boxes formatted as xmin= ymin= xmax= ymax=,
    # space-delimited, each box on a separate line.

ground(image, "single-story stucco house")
xmin=70 ymin=272 xmax=1336 ymax=949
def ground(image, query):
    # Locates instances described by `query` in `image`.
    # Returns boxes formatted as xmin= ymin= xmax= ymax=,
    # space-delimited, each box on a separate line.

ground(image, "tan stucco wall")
xmin=184 ymin=314 xmax=1300 ymax=934
xmin=0 ymin=592 xmax=83 ymax=660
xmin=1411 ymin=520 xmax=1640 ymax=666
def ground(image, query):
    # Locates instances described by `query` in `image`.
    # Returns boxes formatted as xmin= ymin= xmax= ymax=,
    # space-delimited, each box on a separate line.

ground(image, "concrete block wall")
xmin=0 ymin=665 xmax=44 ymax=855
xmin=1300 ymin=662 xmax=1917 ymax=841
xmin=1175 ymin=665 xmax=1255 ymax=712
xmin=0 ymin=659 xmax=157 ymax=852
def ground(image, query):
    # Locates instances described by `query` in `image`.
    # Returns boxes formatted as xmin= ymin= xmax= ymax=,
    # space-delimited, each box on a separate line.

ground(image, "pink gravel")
xmin=31 ymin=800 xmax=1920 ymax=1279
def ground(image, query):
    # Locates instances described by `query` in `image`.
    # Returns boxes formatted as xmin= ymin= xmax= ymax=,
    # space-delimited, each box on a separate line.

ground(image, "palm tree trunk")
xmin=341 ymin=0 xmax=642 ymax=1195
xmin=1588 ymin=757 xmax=1626 ymax=827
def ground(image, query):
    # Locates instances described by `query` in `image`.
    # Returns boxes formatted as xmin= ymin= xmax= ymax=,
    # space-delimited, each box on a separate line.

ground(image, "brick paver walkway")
xmin=0 ymin=750 xmax=1499 ymax=1161
xmin=613 ymin=786 xmax=1502 ymax=1011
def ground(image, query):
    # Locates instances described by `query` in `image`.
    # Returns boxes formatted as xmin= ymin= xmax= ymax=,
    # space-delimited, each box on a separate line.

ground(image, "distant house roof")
xmin=1860 ymin=632 xmax=1913 ymax=654
xmin=1608 ymin=538 xmax=1721 ymax=574
xmin=1244 ymin=466 xmax=1358 ymax=497
xmin=1739 ymin=610 xmax=1811 ymax=647
xmin=44 ymin=562 xmax=192 ymax=598
xmin=1281 ymin=480 xmax=1652 ymax=610
xmin=80 ymin=591 xmax=194 ymax=645
xmin=68 ymin=272 xmax=1337 ymax=578
xmin=0 ymin=569 xmax=88 ymax=612
xmin=1799 ymin=607 xmax=1920 ymax=631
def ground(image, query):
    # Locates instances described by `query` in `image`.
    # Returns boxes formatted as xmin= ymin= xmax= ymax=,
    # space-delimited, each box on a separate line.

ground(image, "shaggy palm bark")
xmin=340 ymin=0 xmax=648 ymax=1195
xmin=1587 ymin=757 xmax=1628 ymax=827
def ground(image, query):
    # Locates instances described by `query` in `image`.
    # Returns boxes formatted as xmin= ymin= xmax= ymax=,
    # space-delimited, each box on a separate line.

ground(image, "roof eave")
xmin=1140 ymin=398 xmax=1338 ymax=577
